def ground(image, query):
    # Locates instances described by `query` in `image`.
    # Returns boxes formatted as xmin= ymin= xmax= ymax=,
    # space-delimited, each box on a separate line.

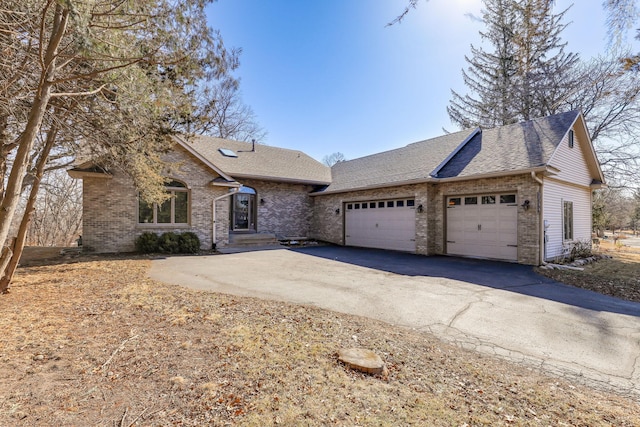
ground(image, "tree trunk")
xmin=0 ymin=124 xmax=58 ymax=291
xmin=0 ymin=241 xmax=14 ymax=293
xmin=0 ymin=4 xmax=68 ymax=258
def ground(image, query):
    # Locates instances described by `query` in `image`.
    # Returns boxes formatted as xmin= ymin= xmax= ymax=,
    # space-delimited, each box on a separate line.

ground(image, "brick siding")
xmin=238 ymin=179 xmax=316 ymax=238
xmin=82 ymin=146 xmax=230 ymax=253
xmin=81 ymin=144 xmax=542 ymax=264
xmin=311 ymin=174 xmax=542 ymax=265
xmin=431 ymin=174 xmax=541 ymax=265
xmin=310 ymin=184 xmax=430 ymax=254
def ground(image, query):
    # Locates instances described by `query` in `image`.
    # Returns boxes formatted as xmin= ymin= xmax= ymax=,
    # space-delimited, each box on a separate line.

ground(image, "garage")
xmin=446 ymin=194 xmax=518 ymax=261
xmin=345 ymin=198 xmax=416 ymax=252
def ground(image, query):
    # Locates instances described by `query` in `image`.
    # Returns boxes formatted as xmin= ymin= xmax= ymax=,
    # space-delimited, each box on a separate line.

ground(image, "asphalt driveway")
xmin=149 ymin=246 xmax=640 ymax=398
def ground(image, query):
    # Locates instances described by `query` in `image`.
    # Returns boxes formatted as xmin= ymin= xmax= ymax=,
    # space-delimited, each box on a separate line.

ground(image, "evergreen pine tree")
xmin=448 ymin=0 xmax=579 ymax=128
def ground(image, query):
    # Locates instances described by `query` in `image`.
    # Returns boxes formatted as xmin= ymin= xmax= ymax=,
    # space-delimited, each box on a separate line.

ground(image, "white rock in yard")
xmin=338 ymin=348 xmax=385 ymax=375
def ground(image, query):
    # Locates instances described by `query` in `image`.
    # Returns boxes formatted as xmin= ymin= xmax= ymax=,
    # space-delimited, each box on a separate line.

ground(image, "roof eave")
xmin=67 ymin=169 xmax=112 ymax=179
xmin=310 ymin=176 xmax=437 ymax=196
xmin=434 ymin=166 xmax=551 ymax=183
xmin=210 ymin=180 xmax=241 ymax=188
xmin=575 ymin=112 xmax=606 ymax=185
xmin=230 ymin=173 xmax=331 ymax=186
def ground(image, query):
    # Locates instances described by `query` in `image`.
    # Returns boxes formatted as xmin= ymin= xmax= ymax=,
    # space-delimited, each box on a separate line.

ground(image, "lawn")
xmin=537 ymin=239 xmax=640 ymax=303
xmin=0 ymin=254 xmax=638 ymax=426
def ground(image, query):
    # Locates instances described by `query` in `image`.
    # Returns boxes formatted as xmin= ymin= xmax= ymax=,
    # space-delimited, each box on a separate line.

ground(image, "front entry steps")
xmin=219 ymin=233 xmax=283 ymax=254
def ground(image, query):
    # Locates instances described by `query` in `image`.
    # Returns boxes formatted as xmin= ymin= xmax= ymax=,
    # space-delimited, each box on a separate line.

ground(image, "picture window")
xmin=138 ymin=180 xmax=189 ymax=225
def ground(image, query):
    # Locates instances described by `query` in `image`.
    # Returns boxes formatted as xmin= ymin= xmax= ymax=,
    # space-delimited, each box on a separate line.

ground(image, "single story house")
xmin=69 ymin=110 xmax=605 ymax=265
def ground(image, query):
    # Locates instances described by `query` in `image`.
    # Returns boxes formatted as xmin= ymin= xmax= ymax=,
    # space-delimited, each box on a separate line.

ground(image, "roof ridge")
xmin=334 ymin=127 xmax=476 ymax=166
xmin=480 ymin=110 xmax=580 ymax=132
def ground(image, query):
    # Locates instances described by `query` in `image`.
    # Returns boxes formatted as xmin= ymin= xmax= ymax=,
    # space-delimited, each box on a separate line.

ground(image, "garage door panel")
xmin=345 ymin=199 xmax=416 ymax=252
xmin=446 ymin=194 xmax=518 ymax=261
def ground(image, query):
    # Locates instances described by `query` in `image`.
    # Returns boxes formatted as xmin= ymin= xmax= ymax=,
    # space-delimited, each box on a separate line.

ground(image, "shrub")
xmin=178 ymin=232 xmax=200 ymax=254
xmin=135 ymin=232 xmax=159 ymax=253
xmin=569 ymin=239 xmax=593 ymax=261
xmin=158 ymin=232 xmax=181 ymax=254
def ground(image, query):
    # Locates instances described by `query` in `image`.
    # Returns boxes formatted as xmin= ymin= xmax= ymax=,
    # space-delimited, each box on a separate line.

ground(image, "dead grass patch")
xmin=538 ymin=241 xmax=640 ymax=303
xmin=0 ymin=257 xmax=638 ymax=426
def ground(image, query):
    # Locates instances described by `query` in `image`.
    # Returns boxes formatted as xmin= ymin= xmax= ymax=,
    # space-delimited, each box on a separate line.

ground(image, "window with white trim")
xmin=563 ymin=201 xmax=573 ymax=240
xmin=138 ymin=180 xmax=189 ymax=224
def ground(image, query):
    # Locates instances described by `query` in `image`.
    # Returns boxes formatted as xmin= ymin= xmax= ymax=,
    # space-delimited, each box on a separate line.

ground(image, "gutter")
xmin=311 ymin=166 xmax=553 ymax=197
xmin=212 ymin=187 xmax=240 ymax=249
xmin=229 ymin=172 xmax=331 ymax=186
xmin=531 ymin=171 xmax=545 ymax=266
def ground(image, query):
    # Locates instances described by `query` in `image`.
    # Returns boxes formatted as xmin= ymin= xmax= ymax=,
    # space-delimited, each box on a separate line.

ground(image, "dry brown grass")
xmin=0 ymin=255 xmax=638 ymax=426
xmin=537 ymin=240 xmax=640 ymax=303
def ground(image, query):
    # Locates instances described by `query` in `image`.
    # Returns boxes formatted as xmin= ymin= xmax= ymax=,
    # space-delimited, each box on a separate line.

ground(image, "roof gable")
xmin=546 ymin=113 xmax=605 ymax=185
xmin=318 ymin=128 xmax=478 ymax=194
xmin=436 ymin=110 xmax=581 ymax=179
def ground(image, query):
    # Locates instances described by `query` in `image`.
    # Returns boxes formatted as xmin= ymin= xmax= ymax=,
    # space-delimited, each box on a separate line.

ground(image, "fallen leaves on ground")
xmin=0 ymin=255 xmax=638 ymax=426
xmin=537 ymin=244 xmax=640 ymax=303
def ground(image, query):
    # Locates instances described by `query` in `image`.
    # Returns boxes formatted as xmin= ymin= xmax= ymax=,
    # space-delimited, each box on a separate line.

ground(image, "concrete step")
xmin=228 ymin=233 xmax=279 ymax=246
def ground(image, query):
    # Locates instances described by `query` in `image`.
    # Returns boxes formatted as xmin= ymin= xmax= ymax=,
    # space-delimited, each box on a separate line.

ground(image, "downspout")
xmin=531 ymin=171 xmax=544 ymax=265
xmin=212 ymin=187 xmax=240 ymax=249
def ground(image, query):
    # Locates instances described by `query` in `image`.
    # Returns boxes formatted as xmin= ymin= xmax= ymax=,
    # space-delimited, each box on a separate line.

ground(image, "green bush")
xmin=158 ymin=232 xmax=181 ymax=254
xmin=135 ymin=232 xmax=159 ymax=253
xmin=178 ymin=232 xmax=200 ymax=253
xmin=135 ymin=231 xmax=201 ymax=254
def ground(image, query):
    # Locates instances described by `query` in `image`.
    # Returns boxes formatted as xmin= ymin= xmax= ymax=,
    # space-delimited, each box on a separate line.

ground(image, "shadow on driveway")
xmin=291 ymin=245 xmax=640 ymax=317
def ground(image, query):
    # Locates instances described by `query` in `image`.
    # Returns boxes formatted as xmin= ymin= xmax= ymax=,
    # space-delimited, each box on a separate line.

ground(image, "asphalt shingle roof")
xmin=317 ymin=110 xmax=580 ymax=194
xmin=183 ymin=136 xmax=332 ymax=185
xmin=320 ymin=128 xmax=477 ymax=193
xmin=436 ymin=110 xmax=579 ymax=178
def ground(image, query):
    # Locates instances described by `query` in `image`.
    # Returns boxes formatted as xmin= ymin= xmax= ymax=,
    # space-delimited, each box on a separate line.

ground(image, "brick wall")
xmin=311 ymin=174 xmax=542 ymax=265
xmin=310 ymin=184 xmax=430 ymax=254
xmin=240 ymin=179 xmax=315 ymax=238
xmin=81 ymin=146 xmax=230 ymax=253
xmin=431 ymin=174 xmax=541 ymax=265
xmin=81 ymin=142 xmax=542 ymax=264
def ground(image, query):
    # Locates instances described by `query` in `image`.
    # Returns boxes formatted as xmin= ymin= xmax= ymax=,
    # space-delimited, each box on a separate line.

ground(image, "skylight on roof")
xmin=219 ymin=148 xmax=238 ymax=158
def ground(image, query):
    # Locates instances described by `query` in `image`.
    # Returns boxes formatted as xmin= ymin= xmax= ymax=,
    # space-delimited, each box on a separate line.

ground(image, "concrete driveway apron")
xmin=149 ymin=246 xmax=640 ymax=399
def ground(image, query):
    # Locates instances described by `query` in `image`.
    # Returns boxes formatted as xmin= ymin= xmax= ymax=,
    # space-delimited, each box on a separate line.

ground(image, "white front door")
xmin=345 ymin=199 xmax=416 ymax=252
xmin=446 ymin=194 xmax=518 ymax=261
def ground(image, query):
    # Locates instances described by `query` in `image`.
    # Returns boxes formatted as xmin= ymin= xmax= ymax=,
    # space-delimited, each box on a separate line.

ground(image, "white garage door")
xmin=446 ymin=194 xmax=518 ymax=261
xmin=345 ymin=199 xmax=416 ymax=252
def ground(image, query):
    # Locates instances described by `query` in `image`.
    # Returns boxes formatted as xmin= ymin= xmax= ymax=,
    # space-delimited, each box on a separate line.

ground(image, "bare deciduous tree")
xmin=0 ymin=0 xmax=238 ymax=292
xmin=322 ymin=152 xmax=346 ymax=167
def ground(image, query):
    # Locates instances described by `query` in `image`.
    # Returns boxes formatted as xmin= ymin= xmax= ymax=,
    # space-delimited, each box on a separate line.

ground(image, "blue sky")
xmin=207 ymin=0 xmax=628 ymax=162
